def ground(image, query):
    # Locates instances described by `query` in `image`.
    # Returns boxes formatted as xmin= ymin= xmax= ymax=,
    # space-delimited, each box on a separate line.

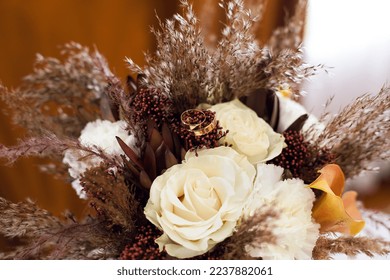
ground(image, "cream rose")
xmin=210 ymin=99 xmax=285 ymax=164
xmin=144 ymin=146 xmax=256 ymax=258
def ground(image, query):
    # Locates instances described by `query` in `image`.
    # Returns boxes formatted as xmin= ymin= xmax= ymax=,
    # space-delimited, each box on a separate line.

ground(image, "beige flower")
xmin=144 ymin=146 xmax=256 ymax=258
xmin=245 ymin=164 xmax=319 ymax=260
xmin=210 ymin=99 xmax=285 ymax=164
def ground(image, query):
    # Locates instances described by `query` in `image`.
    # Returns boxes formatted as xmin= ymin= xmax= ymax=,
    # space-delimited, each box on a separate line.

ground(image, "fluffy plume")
xmin=0 ymin=133 xmax=119 ymax=167
xmin=0 ymin=197 xmax=131 ymax=260
xmin=202 ymin=208 xmax=277 ymax=260
xmin=313 ymin=236 xmax=390 ymax=260
xmin=0 ymin=134 xmax=76 ymax=165
xmin=80 ymin=162 xmax=142 ymax=233
xmin=0 ymin=42 xmax=108 ymax=138
xmin=126 ymin=0 xmax=319 ymax=110
xmin=0 ymin=197 xmax=63 ymax=239
xmin=313 ymin=85 xmax=390 ymax=178
xmin=267 ymin=0 xmax=307 ymax=53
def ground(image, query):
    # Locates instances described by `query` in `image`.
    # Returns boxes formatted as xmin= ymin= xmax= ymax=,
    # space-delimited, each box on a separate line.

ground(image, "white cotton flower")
xmin=245 ymin=164 xmax=320 ymax=260
xmin=63 ymin=119 xmax=137 ymax=199
xmin=276 ymin=93 xmax=325 ymax=137
xmin=70 ymin=179 xmax=86 ymax=199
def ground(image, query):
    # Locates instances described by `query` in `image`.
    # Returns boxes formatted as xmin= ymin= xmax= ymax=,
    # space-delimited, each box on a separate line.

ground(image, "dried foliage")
xmin=201 ymin=208 xmax=277 ymax=260
xmin=0 ymin=198 xmax=63 ymax=239
xmin=80 ymin=162 xmax=141 ymax=234
xmin=0 ymin=198 xmax=120 ymax=259
xmin=126 ymin=0 xmax=319 ymax=111
xmin=1 ymin=42 xmax=108 ymax=138
xmin=268 ymin=0 xmax=307 ymax=53
xmin=0 ymin=133 xmax=76 ymax=165
xmin=313 ymin=86 xmax=390 ymax=179
xmin=0 ymin=133 xmax=119 ymax=168
xmin=0 ymin=161 xmax=142 ymax=259
xmin=313 ymin=235 xmax=390 ymax=260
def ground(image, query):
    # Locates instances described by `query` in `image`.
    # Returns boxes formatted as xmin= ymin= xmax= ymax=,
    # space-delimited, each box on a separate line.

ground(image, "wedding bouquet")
xmin=0 ymin=0 xmax=389 ymax=260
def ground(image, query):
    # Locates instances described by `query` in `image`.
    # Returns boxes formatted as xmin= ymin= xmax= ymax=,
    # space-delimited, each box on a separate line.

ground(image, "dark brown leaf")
xmin=165 ymin=148 xmax=178 ymax=169
xmin=155 ymin=142 xmax=167 ymax=175
xmin=240 ymin=89 xmax=279 ymax=130
xmin=143 ymin=143 xmax=157 ymax=180
xmin=140 ymin=170 xmax=152 ymax=189
xmin=161 ymin=123 xmax=174 ymax=152
xmin=285 ymin=114 xmax=308 ymax=132
xmin=116 ymin=136 xmax=143 ymax=169
xmin=149 ymin=128 xmax=163 ymax=152
xmin=99 ymin=94 xmax=116 ymax=122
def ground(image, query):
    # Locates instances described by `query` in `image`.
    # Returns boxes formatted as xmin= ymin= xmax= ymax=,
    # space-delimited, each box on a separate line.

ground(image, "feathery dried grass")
xmin=268 ymin=0 xmax=307 ymax=53
xmin=80 ymin=162 xmax=141 ymax=234
xmin=0 ymin=197 xmax=129 ymax=259
xmin=214 ymin=208 xmax=277 ymax=260
xmin=0 ymin=133 xmax=119 ymax=169
xmin=313 ymin=235 xmax=390 ymax=260
xmin=127 ymin=1 xmax=211 ymax=112
xmin=0 ymin=133 xmax=76 ymax=165
xmin=313 ymin=86 xmax=390 ymax=179
xmin=126 ymin=0 xmax=318 ymax=111
xmin=0 ymin=198 xmax=63 ymax=239
xmin=1 ymin=42 xmax=108 ymax=138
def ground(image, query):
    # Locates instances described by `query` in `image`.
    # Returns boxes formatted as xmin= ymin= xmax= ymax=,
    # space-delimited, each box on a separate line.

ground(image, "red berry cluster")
xmin=270 ymin=130 xmax=336 ymax=183
xmin=132 ymin=87 xmax=174 ymax=128
xmin=270 ymin=130 xmax=308 ymax=179
xmin=119 ymin=224 xmax=166 ymax=260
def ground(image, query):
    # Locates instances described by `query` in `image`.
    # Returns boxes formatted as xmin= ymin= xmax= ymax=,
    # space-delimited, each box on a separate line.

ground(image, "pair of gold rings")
xmin=180 ymin=109 xmax=216 ymax=136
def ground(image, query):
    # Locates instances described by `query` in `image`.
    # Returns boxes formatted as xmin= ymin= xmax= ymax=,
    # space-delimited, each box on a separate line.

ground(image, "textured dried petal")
xmin=162 ymin=123 xmax=174 ymax=152
xmin=99 ymin=94 xmax=116 ymax=122
xmin=285 ymin=114 xmax=308 ymax=132
xmin=140 ymin=170 xmax=152 ymax=189
xmin=116 ymin=136 xmax=143 ymax=169
xmin=240 ymin=89 xmax=279 ymax=130
xmin=149 ymin=128 xmax=163 ymax=152
xmin=143 ymin=143 xmax=157 ymax=180
xmin=126 ymin=75 xmax=137 ymax=96
xmin=165 ymin=148 xmax=178 ymax=169
xmin=121 ymin=155 xmax=140 ymax=176
xmin=155 ymin=142 xmax=167 ymax=174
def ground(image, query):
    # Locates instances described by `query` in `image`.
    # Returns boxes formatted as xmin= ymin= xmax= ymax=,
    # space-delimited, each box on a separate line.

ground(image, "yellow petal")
xmin=309 ymin=164 xmax=365 ymax=236
xmin=309 ymin=164 xmax=345 ymax=196
xmin=341 ymin=191 xmax=365 ymax=235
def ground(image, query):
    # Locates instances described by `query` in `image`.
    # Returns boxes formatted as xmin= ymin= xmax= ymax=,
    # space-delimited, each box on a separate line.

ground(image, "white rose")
xmin=210 ymin=99 xmax=285 ymax=164
xmin=144 ymin=146 xmax=256 ymax=258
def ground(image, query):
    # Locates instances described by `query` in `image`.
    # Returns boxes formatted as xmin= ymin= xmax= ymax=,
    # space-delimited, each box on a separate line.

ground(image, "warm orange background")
xmin=0 ymin=0 xmax=299 ymax=217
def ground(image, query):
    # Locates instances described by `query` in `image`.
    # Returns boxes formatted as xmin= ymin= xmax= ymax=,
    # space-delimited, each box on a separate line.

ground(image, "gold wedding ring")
xmin=180 ymin=109 xmax=217 ymax=136
xmin=192 ymin=117 xmax=217 ymax=136
xmin=180 ymin=109 xmax=206 ymax=130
